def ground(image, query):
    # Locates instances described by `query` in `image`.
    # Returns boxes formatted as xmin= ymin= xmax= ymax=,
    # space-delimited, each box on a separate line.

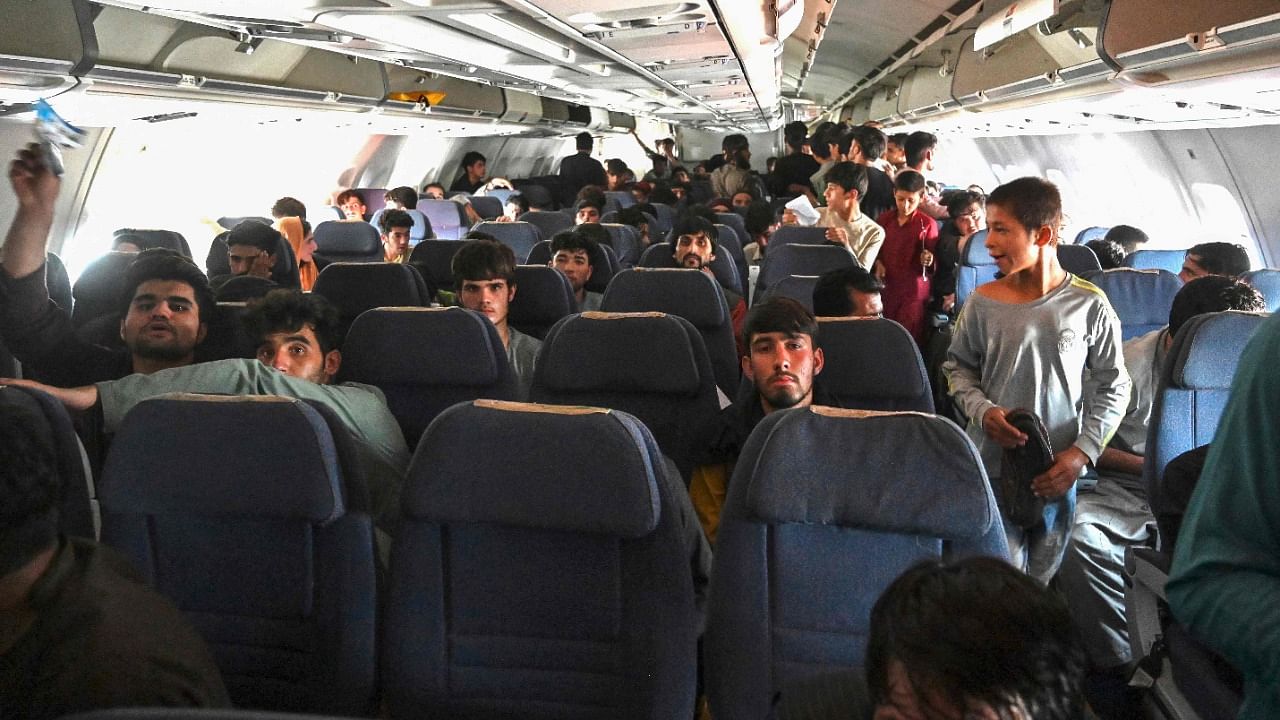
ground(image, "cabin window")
xmin=1191 ymin=182 xmax=1263 ymax=269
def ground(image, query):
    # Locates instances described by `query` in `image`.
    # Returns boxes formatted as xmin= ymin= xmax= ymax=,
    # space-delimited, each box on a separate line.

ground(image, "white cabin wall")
xmin=678 ymin=129 xmax=777 ymax=173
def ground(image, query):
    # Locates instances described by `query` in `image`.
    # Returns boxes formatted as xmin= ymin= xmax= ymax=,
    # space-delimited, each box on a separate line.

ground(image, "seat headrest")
xmin=740 ymin=407 xmax=996 ymax=538
xmin=344 ymin=307 xmax=507 ymax=385
xmin=1169 ymin=311 xmax=1268 ymax=389
xmin=816 ymin=317 xmax=931 ymax=409
xmin=312 ymin=262 xmax=428 ymax=315
xmin=961 ymin=230 xmax=993 ymax=265
xmin=601 ymin=268 xmax=728 ymax=328
xmin=1088 ymin=268 xmax=1181 ymax=325
xmin=536 ymin=313 xmax=705 ymax=395
xmin=407 ymin=401 xmax=662 ymax=537
xmin=314 ymin=220 xmax=381 ymax=255
xmin=511 ymin=265 xmax=574 ymax=323
xmin=101 ymin=394 xmax=344 ymax=522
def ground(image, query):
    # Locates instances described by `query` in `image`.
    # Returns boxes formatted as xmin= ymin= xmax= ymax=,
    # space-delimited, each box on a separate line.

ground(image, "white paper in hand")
xmin=785 ymin=195 xmax=820 ymax=226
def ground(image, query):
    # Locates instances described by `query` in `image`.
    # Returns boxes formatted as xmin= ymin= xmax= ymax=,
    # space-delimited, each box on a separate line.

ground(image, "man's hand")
xmin=942 ymin=293 xmax=956 ymax=312
xmin=825 ymin=226 xmax=849 ymax=248
xmin=781 ymin=208 xmax=798 ymax=225
xmin=10 ymin=143 xmax=60 ymax=212
xmin=981 ymin=406 xmax=1028 ymax=449
xmin=1033 ymin=446 xmax=1089 ymax=499
xmin=873 ymin=260 xmax=886 ymax=281
xmin=0 ymin=377 xmax=99 ymax=413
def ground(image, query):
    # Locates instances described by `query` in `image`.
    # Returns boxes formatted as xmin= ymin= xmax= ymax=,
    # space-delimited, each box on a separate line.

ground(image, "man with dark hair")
xmin=807 ymin=122 xmax=840 ymax=192
xmin=813 ymin=265 xmax=885 ymax=318
xmin=845 ymin=125 xmax=895 ymax=220
xmin=334 ymin=189 xmax=368 ymax=221
xmin=690 ymin=296 xmax=826 ymax=542
xmin=867 ymin=557 xmax=1087 ymax=720
xmin=614 ymin=206 xmax=653 ymax=249
xmin=742 ymin=201 xmax=777 ymax=265
xmin=886 ymin=132 xmax=909 ymax=173
xmin=1102 ymin=224 xmax=1147 ymax=255
xmin=904 ymin=131 xmax=948 ymax=220
xmin=1086 ymin=238 xmax=1126 ymax=270
xmin=243 ymin=289 xmax=344 ymax=385
xmin=559 ymin=131 xmax=607 ymax=194
xmin=0 ymin=399 xmax=230 ymax=717
xmin=669 ymin=214 xmax=748 ymax=353
xmin=383 ymin=186 xmax=418 ymax=211
xmin=1179 ymin=241 xmax=1251 ymax=283
xmin=603 ymin=158 xmax=629 ymax=192
xmin=449 ymin=151 xmax=487 ymax=194
xmin=225 ymin=221 xmax=280 ymax=279
xmin=549 ymin=228 xmax=603 ymax=311
xmin=1057 ymin=275 xmax=1263 ymax=702
xmin=769 ymin=121 xmax=820 ymax=200
xmin=574 ymin=197 xmax=602 ymax=226
xmin=0 ymin=145 xmax=215 ymax=386
xmin=813 ymin=161 xmax=884 ymax=269
xmin=378 ymin=208 xmax=413 ymax=264
xmin=271 ymin=196 xmax=307 ymax=220
xmin=710 ymin=134 xmax=753 ymax=199
xmin=452 ymin=239 xmax=540 ymax=398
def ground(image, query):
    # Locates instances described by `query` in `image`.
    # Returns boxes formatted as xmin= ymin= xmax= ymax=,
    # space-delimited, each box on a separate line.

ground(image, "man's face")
xmin=742 ymin=331 xmax=824 ymax=413
xmin=674 ymin=231 xmax=716 ymax=269
xmin=1179 ymin=254 xmax=1209 ymax=284
xmin=459 ymin=277 xmax=515 ymax=329
xmin=120 ymin=279 xmax=207 ymax=362
xmin=383 ymin=227 xmax=411 ymax=261
xmin=606 ymin=172 xmax=624 ymax=190
xmin=576 ymin=206 xmax=601 ymax=225
xmin=256 ymin=324 xmax=340 ymax=384
xmin=672 ymin=186 xmax=687 ymax=201
xmin=894 ymin=190 xmax=923 ymax=219
xmin=984 ymin=204 xmax=1045 ymax=277
xmin=850 ymin=289 xmax=884 ymax=318
xmin=423 ymin=186 xmax=445 ymax=200
xmin=732 ymin=192 xmax=753 ymax=210
xmin=504 ymin=201 xmax=522 ymax=221
xmin=954 ymin=202 xmax=985 ymax=237
xmin=886 ymin=142 xmax=906 ymax=166
xmin=466 ymin=159 xmax=487 ymax=181
xmin=340 ymin=196 xmax=367 ymax=220
xmin=825 ymin=182 xmax=857 ymax=214
xmin=228 ymin=243 xmax=274 ymax=278
xmin=632 ymin=188 xmax=650 ymax=205
xmin=552 ymin=248 xmax=593 ymax=292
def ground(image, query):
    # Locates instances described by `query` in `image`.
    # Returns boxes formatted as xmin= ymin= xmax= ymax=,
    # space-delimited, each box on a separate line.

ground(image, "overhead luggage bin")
xmin=1100 ymin=0 xmax=1280 ymax=82
xmin=897 ymin=66 xmax=962 ymax=120
xmin=952 ymin=18 xmax=1110 ymax=109
xmin=501 ymin=89 xmax=544 ymax=124
xmin=868 ymin=82 xmax=903 ymax=124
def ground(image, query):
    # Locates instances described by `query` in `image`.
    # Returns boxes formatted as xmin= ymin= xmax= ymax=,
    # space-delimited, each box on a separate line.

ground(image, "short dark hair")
xmin=505 ymin=192 xmax=530 ymax=216
xmin=812 ymin=266 xmax=885 ymax=316
xmin=423 ymin=182 xmax=445 ymax=195
xmin=378 ymin=208 xmax=414 ymax=235
xmin=575 ymin=131 xmax=593 ymax=151
xmin=722 ymin=134 xmax=749 ymax=154
xmin=460 ymin=151 xmax=486 ymax=171
xmin=271 ymin=197 xmax=307 ymax=220
xmin=244 ymin=289 xmax=343 ymax=355
xmin=942 ymin=190 xmax=984 ymax=219
xmin=1085 ymin=239 xmax=1125 ymax=270
xmin=889 ymin=132 xmax=909 ymax=148
xmin=119 ymin=249 xmax=215 ymax=326
xmin=904 ymin=131 xmax=937 ymax=168
xmin=849 ymin=125 xmax=887 ymax=161
xmin=744 ymin=201 xmax=775 ymax=236
xmin=867 ymin=557 xmax=1087 ymax=720
xmin=1168 ymin=275 xmax=1264 ymax=336
xmin=550 ymin=227 xmax=599 ymax=267
xmin=452 ymin=238 xmax=516 ymax=285
xmin=825 ymin=162 xmax=869 ymax=198
xmin=576 ymin=197 xmax=603 ymax=213
xmin=743 ymin=297 xmax=818 ymax=349
xmin=893 ymin=169 xmax=926 ymax=194
xmin=1103 ymin=224 xmax=1148 ymax=253
xmin=385 ymin=186 xmax=418 ymax=210
xmin=227 ymin=220 xmax=281 ymax=255
xmin=986 ymin=176 xmax=1062 ymax=236
xmin=0 ymin=400 xmax=61 ymax=575
xmin=1186 ymin=242 xmax=1250 ymax=277
xmin=614 ymin=206 xmax=649 ymax=230
xmin=605 ymin=158 xmax=628 ymax=176
xmin=334 ymin=189 xmax=363 ymax=207
xmin=672 ymin=214 xmax=719 ymax=246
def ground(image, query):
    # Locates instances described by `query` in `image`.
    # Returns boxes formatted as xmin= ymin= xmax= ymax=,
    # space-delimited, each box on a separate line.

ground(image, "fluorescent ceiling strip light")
xmin=449 ymin=13 xmax=576 ymax=64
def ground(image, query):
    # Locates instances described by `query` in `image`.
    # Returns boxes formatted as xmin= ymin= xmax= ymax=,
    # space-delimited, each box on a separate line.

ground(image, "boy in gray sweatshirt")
xmin=943 ymin=177 xmax=1130 ymax=584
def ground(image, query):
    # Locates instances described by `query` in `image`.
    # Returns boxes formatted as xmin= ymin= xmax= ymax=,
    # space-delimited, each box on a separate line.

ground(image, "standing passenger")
xmin=903 ymin=131 xmax=948 ymax=220
xmin=558 ymin=131 xmax=606 ymax=195
xmin=874 ymin=170 xmax=939 ymax=344
xmin=710 ymin=134 xmax=754 ymax=199
xmin=782 ymin=162 xmax=884 ymax=270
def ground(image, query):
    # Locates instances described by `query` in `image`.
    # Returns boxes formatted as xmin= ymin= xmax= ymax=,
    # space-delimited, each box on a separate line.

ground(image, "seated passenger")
xmin=379 ymin=209 xmax=412 ymax=264
xmin=671 ymin=215 xmax=747 ymax=343
xmin=875 ymin=170 xmax=939 ymax=344
xmin=223 ymin=221 xmax=280 ymax=281
xmin=277 ymin=217 xmax=322 ymax=292
xmin=629 ymin=181 xmax=658 ymax=219
xmin=0 ymin=401 xmax=230 ymax=717
xmin=813 ymin=265 xmax=885 ymax=318
xmin=1103 ymin=223 xmax=1148 ymax=255
xmin=383 ymin=185 xmax=418 ymax=211
xmin=334 ymin=189 xmax=369 ymax=222
xmin=690 ymin=297 xmax=827 ymax=542
xmin=2 ymin=289 xmax=410 ymax=534
xmin=1 ymin=147 xmax=214 ymax=386
xmin=449 ymin=151 xmax=487 ymax=194
xmin=549 ymin=228 xmax=603 ymax=312
xmin=614 ymin=206 xmax=652 ymax=250
xmin=783 ymin=161 xmax=885 ymax=269
xmin=451 ymin=239 xmax=540 ymax=400
xmin=605 ymin=158 xmax=629 ymax=192
xmin=1179 ymin=241 xmax=1251 ymax=283
xmin=499 ymin=192 xmax=529 ymax=223
xmin=574 ymin=198 xmax=602 ymax=225
xmin=730 ymin=190 xmax=755 ymax=212
xmin=741 ymin=200 xmax=777 ymax=265
xmin=1056 ymin=275 xmax=1264 ymax=696
xmin=1086 ymin=238 xmax=1126 ymax=270
xmin=932 ymin=189 xmax=985 ymax=315
xmin=423 ymin=181 xmax=483 ymax=226
xmin=270 ymin=196 xmax=307 ymax=221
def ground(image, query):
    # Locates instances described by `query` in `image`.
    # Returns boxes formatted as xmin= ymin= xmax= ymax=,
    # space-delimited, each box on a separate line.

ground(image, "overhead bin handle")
xmin=68 ymin=0 xmax=101 ymax=79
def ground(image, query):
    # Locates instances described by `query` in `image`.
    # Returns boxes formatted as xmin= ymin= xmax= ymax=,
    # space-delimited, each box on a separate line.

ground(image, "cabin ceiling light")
xmin=449 ymin=13 xmax=577 ymax=64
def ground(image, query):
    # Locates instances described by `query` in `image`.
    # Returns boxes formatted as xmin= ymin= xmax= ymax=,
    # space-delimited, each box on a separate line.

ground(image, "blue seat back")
xmin=99 ymin=395 xmax=377 ymax=714
xmin=1058 ymin=243 xmax=1101 ymax=275
xmin=955 ymin=229 xmax=996 ymax=310
xmin=418 ymin=199 xmax=470 ymax=240
xmin=714 ymin=224 xmax=750 ymax=296
xmin=1124 ymin=248 xmax=1186 ymax=275
xmin=762 ymin=274 xmax=819 ymax=312
xmin=1242 ymin=269 xmax=1280 ymax=312
xmin=769 ymin=225 xmax=829 ymax=251
xmin=816 ymin=318 xmax=934 ymax=412
xmin=1074 ymin=226 xmax=1110 ymax=244
xmin=638 ymin=242 xmax=742 ymax=297
xmin=311 ymin=262 xmax=431 ymax=331
xmin=408 ymin=239 xmax=463 ymax=293
xmin=605 ymin=190 xmax=635 ymax=208
xmin=598 ymin=222 xmax=642 ymax=268
xmin=650 ymin=203 xmax=676 ymax=238
xmin=1144 ymin=311 xmax=1268 ymax=507
xmin=759 ymin=243 xmax=855 ymax=292
xmin=342 ymin=307 xmax=518 ymax=444
xmin=601 ymin=268 xmax=740 ymax=395
xmin=706 ymin=407 xmax=1007 ymax=720
xmin=715 ymin=212 xmax=750 ymax=250
xmin=369 ymin=208 xmax=433 ymax=243
xmin=350 ymin=188 xmax=387 ymax=215
xmin=510 ymin=265 xmax=577 ymax=339
xmin=0 ymin=384 xmax=94 ymax=538
xmin=518 ymin=209 xmax=575 ymax=240
xmin=479 ymin=187 xmax=514 ymax=204
xmin=531 ymin=312 xmax=720 ymax=481
xmin=472 ymin=221 xmax=541 ymax=263
xmin=314 ymin=220 xmax=383 ymax=263
xmin=1084 ymin=268 xmax=1181 ymax=340
xmin=467 ymin=195 xmax=504 ymax=220
xmin=384 ymin=401 xmax=698 ymax=720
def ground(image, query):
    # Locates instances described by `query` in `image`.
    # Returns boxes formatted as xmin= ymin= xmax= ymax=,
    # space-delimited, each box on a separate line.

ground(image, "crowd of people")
xmin=0 ymin=118 xmax=1275 ymax=719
